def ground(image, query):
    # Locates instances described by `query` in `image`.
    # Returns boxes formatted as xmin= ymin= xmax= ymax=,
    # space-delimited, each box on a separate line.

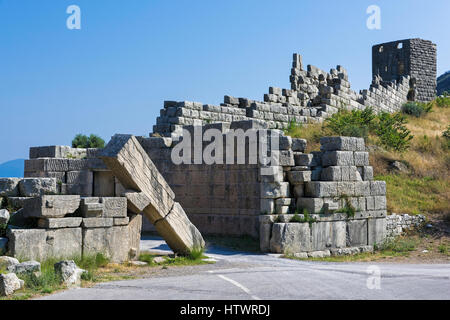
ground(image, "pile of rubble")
xmin=0 ymin=256 xmax=85 ymax=296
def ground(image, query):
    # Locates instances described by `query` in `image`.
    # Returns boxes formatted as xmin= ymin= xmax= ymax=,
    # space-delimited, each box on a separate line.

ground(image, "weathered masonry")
xmin=372 ymin=38 xmax=437 ymax=102
xmin=1 ymin=39 xmax=435 ymax=259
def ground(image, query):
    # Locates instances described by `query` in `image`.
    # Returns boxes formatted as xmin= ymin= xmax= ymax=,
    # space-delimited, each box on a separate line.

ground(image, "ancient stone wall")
xmin=259 ymin=136 xmax=388 ymax=255
xmin=0 ymin=179 xmax=141 ymax=262
xmin=153 ymin=52 xmax=412 ymax=138
xmin=386 ymin=213 xmax=426 ymax=237
xmin=372 ymin=38 xmax=437 ymax=102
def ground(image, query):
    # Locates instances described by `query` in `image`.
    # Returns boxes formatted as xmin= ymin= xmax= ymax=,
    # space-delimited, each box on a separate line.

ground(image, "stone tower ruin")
xmin=372 ymin=38 xmax=437 ymax=102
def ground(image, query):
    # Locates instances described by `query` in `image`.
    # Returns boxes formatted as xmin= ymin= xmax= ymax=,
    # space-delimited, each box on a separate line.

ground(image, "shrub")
xmin=375 ymin=112 xmax=413 ymax=152
xmin=72 ymin=134 xmax=105 ymax=149
xmin=325 ymin=108 xmax=376 ymax=139
xmin=401 ymin=102 xmax=432 ymax=117
xmin=435 ymin=95 xmax=450 ymax=108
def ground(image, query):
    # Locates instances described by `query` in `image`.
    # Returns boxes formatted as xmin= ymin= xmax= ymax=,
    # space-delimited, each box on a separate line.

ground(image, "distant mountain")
xmin=0 ymin=159 xmax=25 ymax=178
xmin=437 ymin=71 xmax=450 ymax=96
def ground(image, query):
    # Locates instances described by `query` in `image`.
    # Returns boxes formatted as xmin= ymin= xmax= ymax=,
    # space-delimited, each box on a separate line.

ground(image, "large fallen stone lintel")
xmin=100 ymin=134 xmax=205 ymax=254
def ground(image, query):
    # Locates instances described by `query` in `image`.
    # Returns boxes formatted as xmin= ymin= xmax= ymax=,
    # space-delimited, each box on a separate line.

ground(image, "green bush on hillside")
xmin=325 ymin=108 xmax=413 ymax=152
xmin=375 ymin=112 xmax=413 ymax=152
xmin=401 ymin=102 xmax=432 ymax=117
xmin=72 ymin=134 xmax=105 ymax=149
xmin=325 ymin=108 xmax=376 ymax=139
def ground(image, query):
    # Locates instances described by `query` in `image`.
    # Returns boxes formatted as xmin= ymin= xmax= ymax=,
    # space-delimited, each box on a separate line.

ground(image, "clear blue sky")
xmin=0 ymin=0 xmax=449 ymax=164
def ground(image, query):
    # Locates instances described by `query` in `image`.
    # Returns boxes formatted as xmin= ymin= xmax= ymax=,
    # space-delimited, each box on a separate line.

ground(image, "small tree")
xmin=72 ymin=134 xmax=105 ymax=148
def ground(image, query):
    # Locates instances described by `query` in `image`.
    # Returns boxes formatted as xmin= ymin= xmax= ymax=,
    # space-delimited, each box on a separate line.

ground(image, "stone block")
xmin=353 ymin=152 xmax=369 ymax=166
xmin=82 ymin=218 xmax=113 ymax=228
xmin=259 ymin=222 xmax=272 ymax=252
xmin=346 ymin=220 xmax=368 ymax=246
xmin=23 ymin=195 xmax=80 ymax=218
xmin=260 ymin=182 xmax=290 ymax=199
xmin=93 ymin=171 xmax=115 ymax=197
xmin=322 ymin=151 xmax=354 ymax=166
xmin=269 ymin=223 xmax=312 ymax=253
xmin=7 ymin=227 xmax=82 ymax=261
xmin=320 ymin=166 xmax=341 ymax=181
xmin=291 ymin=139 xmax=307 ymax=152
xmin=127 ymin=214 xmax=142 ymax=260
xmin=288 ymin=171 xmax=311 ymax=184
xmin=320 ymin=137 xmax=365 ymax=151
xmin=293 ymin=184 xmax=304 ymax=197
xmin=153 ymin=202 xmax=205 ymax=255
xmin=310 ymin=221 xmax=346 ymax=250
xmin=80 ymin=199 xmax=104 ymax=218
xmin=24 ymin=159 xmax=69 ymax=172
xmin=37 ymin=217 xmax=83 ymax=229
xmin=361 ymin=166 xmax=374 ymax=181
xmin=307 ymin=250 xmax=331 ymax=258
xmin=305 ymin=181 xmax=338 ymax=197
xmin=294 ymin=153 xmax=320 ymax=167
xmin=374 ymin=196 xmax=387 ymax=210
xmin=297 ymin=197 xmax=324 ymax=214
xmin=113 ymin=217 xmax=129 ymax=226
xmin=353 ymin=181 xmax=371 ymax=196
xmin=19 ymin=178 xmax=57 ymax=197
xmin=278 ymin=135 xmax=292 ymax=150
xmin=370 ymin=181 xmax=386 ymax=196
xmin=260 ymin=199 xmax=274 ymax=214
xmin=260 ymin=166 xmax=284 ymax=183
xmin=368 ymin=218 xmax=386 ymax=246
xmin=82 ymin=226 xmax=129 ymax=263
xmin=337 ymin=182 xmax=355 ymax=197
xmin=101 ymin=197 xmax=127 ymax=218
xmin=0 ymin=273 xmax=24 ymax=296
xmin=0 ymin=178 xmax=21 ymax=197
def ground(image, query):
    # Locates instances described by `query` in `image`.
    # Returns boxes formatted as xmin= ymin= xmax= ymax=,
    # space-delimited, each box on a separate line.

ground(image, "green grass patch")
xmin=376 ymin=174 xmax=449 ymax=215
xmin=138 ymin=250 xmax=212 ymax=267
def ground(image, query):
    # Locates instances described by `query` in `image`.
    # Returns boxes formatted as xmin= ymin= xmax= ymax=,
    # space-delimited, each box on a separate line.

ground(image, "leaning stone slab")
xmin=23 ymin=195 xmax=80 ymax=218
xmin=0 ymin=273 xmax=24 ymax=296
xmin=0 ymin=178 xmax=21 ymax=197
xmin=19 ymin=178 xmax=57 ymax=197
xmin=100 ymin=134 xmax=205 ymax=254
xmin=37 ymin=217 xmax=83 ymax=229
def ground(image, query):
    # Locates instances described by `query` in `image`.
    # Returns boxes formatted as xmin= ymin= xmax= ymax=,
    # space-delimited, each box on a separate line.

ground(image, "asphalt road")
xmin=40 ymin=236 xmax=450 ymax=300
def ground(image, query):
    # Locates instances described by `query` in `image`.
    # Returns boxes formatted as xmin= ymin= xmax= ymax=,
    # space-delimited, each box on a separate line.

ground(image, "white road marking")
xmin=217 ymin=274 xmax=261 ymax=300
